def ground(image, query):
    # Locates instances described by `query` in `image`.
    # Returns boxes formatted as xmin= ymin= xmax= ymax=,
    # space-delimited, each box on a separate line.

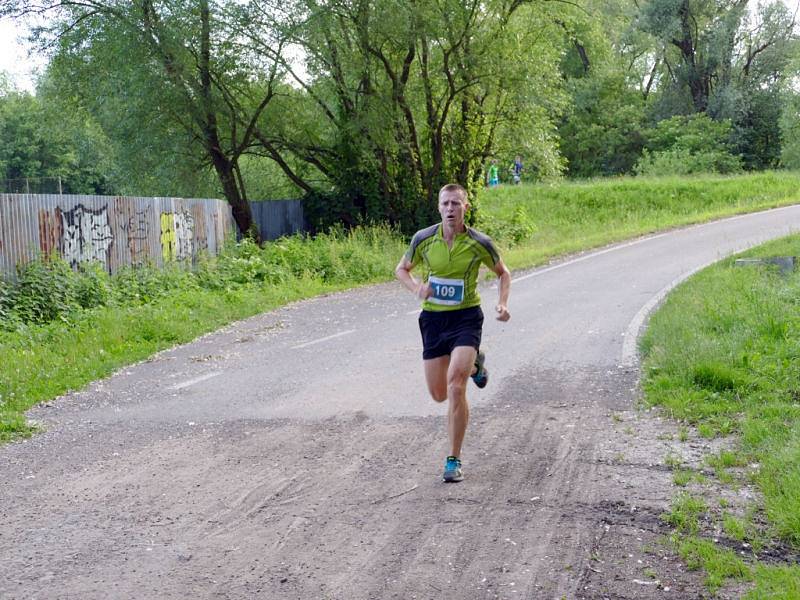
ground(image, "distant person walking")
xmin=487 ymin=160 xmax=499 ymax=187
xmin=395 ymin=183 xmax=511 ymax=482
xmin=511 ymin=155 xmax=523 ymax=185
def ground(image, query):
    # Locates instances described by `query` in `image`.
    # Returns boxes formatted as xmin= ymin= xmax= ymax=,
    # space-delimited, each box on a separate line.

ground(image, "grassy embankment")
xmin=641 ymin=235 xmax=800 ymax=597
xmin=479 ymin=170 xmax=800 ymax=269
xmin=1 ymin=170 xmax=800 ymax=442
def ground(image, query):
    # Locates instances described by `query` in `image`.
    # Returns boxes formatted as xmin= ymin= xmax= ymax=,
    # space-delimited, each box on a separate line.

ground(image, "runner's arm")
xmin=395 ymin=256 xmax=432 ymax=299
xmin=492 ymin=259 xmax=511 ymax=321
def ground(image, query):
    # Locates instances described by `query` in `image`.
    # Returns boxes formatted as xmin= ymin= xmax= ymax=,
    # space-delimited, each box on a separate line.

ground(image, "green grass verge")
xmin=642 ymin=233 xmax=800 ymax=593
xmin=0 ymin=279 xmax=376 ymax=441
xmin=2 ymin=170 xmax=800 ymax=443
xmin=746 ymin=564 xmax=800 ymax=599
xmin=1 ymin=226 xmax=403 ymax=439
xmin=477 ymin=170 xmax=800 ymax=270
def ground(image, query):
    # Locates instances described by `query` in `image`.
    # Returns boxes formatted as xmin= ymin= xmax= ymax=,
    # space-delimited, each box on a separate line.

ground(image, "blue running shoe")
xmin=471 ymin=351 xmax=488 ymax=389
xmin=443 ymin=456 xmax=464 ymax=483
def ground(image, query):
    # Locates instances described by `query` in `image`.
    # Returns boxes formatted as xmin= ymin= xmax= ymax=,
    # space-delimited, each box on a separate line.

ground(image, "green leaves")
xmin=0 ymin=87 xmax=113 ymax=193
xmin=635 ymin=114 xmax=742 ymax=176
xmin=3 ymin=0 xmax=799 ymax=222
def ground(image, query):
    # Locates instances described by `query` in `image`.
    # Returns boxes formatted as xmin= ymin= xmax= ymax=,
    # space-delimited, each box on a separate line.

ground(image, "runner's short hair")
xmin=439 ymin=183 xmax=467 ymax=202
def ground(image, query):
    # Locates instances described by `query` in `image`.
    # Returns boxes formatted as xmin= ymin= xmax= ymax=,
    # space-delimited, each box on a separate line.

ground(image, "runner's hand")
xmin=495 ymin=304 xmax=510 ymax=321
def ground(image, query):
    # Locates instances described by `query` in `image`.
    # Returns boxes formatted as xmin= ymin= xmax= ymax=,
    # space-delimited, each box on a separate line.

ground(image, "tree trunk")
xmin=212 ymin=155 xmax=256 ymax=240
xmin=198 ymin=0 xmax=258 ymax=241
xmin=674 ymin=0 xmax=709 ymax=112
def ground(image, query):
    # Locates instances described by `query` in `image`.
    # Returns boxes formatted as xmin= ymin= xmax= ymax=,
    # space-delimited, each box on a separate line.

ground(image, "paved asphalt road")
xmin=2 ymin=205 xmax=800 ymax=599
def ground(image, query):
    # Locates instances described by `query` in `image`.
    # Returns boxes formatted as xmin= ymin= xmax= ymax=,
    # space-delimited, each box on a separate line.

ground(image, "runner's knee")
xmin=448 ymin=364 xmax=471 ymax=386
xmin=447 ymin=376 xmax=468 ymax=398
xmin=430 ymin=390 xmax=447 ymax=402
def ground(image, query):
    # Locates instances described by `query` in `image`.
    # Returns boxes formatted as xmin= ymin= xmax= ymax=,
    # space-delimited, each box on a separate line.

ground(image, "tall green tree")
xmin=0 ymin=78 xmax=114 ymax=193
xmin=727 ymin=2 xmax=798 ymax=169
xmin=2 ymin=0 xmax=296 ymax=240
xmin=637 ymin=0 xmax=748 ymax=114
xmin=555 ymin=0 xmax=648 ymax=177
xmin=636 ymin=0 xmax=798 ymax=169
xmin=267 ymin=0 xmax=566 ymax=229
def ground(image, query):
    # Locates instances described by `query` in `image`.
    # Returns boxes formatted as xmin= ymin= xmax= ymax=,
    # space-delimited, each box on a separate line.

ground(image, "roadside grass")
xmin=641 ymin=233 xmax=800 ymax=594
xmin=675 ymin=536 xmax=752 ymax=593
xmin=0 ymin=226 xmax=403 ymax=440
xmin=0 ymin=281 xmax=337 ymax=440
xmin=2 ymin=170 xmax=800 ymax=442
xmin=749 ymin=564 xmax=800 ymax=599
xmin=477 ymin=170 xmax=800 ymax=270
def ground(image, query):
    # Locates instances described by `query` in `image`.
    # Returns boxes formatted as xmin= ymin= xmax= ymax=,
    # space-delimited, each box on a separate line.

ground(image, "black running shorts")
xmin=418 ymin=306 xmax=483 ymax=360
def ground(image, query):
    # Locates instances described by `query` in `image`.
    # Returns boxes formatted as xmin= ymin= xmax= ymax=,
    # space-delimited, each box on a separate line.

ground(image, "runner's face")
xmin=438 ymin=191 xmax=468 ymax=227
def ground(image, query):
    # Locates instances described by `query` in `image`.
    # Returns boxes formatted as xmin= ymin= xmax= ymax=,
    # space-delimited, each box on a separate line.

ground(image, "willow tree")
xmin=254 ymin=0 xmax=566 ymax=230
xmin=636 ymin=0 xmax=798 ymax=168
xmin=3 ymin=0 xmax=569 ymax=232
xmin=1 ymin=0 xmax=295 ymax=240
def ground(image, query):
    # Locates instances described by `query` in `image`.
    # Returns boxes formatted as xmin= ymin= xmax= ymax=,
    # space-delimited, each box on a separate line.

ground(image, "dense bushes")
xmin=476 ymin=205 xmax=538 ymax=246
xmin=0 ymin=224 xmax=405 ymax=331
xmin=635 ymin=115 xmax=742 ymax=176
xmin=0 ymin=258 xmax=191 ymax=329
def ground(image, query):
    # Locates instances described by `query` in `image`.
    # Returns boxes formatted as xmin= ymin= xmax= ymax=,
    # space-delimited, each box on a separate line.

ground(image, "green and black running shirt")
xmin=405 ymin=223 xmax=500 ymax=312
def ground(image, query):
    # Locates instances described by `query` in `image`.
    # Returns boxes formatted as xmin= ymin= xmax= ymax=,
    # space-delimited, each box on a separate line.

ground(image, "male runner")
xmin=395 ymin=183 xmax=511 ymax=482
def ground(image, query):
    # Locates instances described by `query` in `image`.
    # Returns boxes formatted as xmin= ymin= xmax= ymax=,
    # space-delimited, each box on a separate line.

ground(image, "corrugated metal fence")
xmin=0 ymin=194 xmax=235 ymax=276
xmin=249 ymin=199 xmax=305 ymax=241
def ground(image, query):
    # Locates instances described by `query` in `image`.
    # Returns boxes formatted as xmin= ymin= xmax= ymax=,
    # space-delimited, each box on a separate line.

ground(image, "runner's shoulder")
xmin=407 ymin=223 xmax=440 ymax=255
xmin=411 ymin=223 xmax=440 ymax=241
xmin=465 ymin=227 xmax=500 ymax=263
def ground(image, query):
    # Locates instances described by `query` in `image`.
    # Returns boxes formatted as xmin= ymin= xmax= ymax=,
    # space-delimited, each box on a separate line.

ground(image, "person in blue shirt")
xmin=511 ymin=155 xmax=523 ymax=184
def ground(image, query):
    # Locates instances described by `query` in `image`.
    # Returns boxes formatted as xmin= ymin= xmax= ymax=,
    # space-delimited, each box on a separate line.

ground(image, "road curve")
xmin=2 ymin=205 xmax=800 ymax=599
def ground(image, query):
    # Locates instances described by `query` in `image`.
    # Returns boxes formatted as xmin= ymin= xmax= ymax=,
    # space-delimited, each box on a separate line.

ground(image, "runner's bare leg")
xmin=423 ymin=356 xmax=449 ymax=402
xmin=447 ymin=346 xmax=477 ymax=457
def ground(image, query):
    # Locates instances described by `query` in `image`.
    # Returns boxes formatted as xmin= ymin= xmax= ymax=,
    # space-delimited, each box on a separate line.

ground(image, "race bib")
xmin=428 ymin=276 xmax=465 ymax=306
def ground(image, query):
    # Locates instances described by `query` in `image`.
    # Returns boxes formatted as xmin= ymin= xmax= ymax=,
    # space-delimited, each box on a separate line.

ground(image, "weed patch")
xmin=675 ymin=536 xmax=751 ymax=592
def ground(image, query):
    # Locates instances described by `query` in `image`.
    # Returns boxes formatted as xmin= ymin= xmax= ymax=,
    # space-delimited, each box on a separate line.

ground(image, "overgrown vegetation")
xmin=634 ymin=115 xmax=743 ymax=177
xmin=0 ymin=225 xmax=404 ymax=439
xmin=1 ymin=227 xmax=400 ymax=331
xmin=642 ymin=234 xmax=800 ymax=595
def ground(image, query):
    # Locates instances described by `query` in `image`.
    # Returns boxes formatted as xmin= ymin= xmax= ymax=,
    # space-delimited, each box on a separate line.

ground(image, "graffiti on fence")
xmin=1 ymin=194 xmax=233 ymax=276
xmin=160 ymin=211 xmax=195 ymax=262
xmin=60 ymin=204 xmax=114 ymax=268
xmin=191 ymin=204 xmax=208 ymax=255
xmin=126 ymin=210 xmax=150 ymax=265
xmin=174 ymin=211 xmax=194 ymax=259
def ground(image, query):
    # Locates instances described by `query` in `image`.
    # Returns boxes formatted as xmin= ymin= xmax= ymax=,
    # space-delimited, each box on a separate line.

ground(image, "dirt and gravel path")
xmin=2 ymin=206 xmax=800 ymax=600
